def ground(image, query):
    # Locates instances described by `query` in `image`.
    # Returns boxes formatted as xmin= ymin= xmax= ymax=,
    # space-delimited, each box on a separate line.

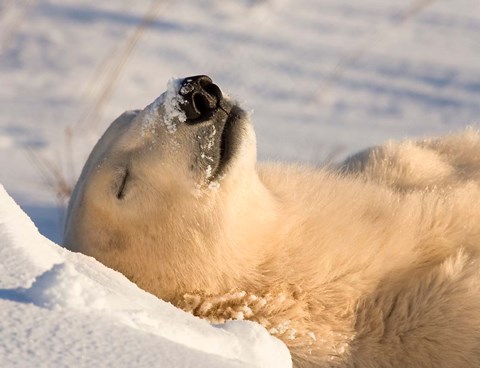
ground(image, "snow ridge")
xmin=0 ymin=185 xmax=292 ymax=368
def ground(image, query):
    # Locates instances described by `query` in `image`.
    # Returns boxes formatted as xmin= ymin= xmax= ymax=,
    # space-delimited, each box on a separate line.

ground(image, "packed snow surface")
xmin=0 ymin=185 xmax=292 ymax=367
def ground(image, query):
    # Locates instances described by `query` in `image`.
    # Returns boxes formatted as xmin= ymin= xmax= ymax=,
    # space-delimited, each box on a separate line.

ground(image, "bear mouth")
xmin=210 ymin=105 xmax=245 ymax=181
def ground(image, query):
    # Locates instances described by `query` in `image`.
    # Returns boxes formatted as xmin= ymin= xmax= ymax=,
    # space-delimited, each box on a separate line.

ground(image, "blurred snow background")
xmin=0 ymin=0 xmax=479 ymax=256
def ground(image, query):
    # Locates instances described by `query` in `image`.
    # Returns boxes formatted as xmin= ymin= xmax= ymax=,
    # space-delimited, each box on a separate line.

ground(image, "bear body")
xmin=64 ymin=76 xmax=480 ymax=367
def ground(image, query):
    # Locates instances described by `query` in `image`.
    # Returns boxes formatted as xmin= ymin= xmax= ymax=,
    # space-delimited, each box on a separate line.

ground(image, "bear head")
xmin=63 ymin=76 xmax=277 ymax=301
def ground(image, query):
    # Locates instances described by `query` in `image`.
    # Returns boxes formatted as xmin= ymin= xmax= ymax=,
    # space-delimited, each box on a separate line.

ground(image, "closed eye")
xmin=116 ymin=168 xmax=129 ymax=200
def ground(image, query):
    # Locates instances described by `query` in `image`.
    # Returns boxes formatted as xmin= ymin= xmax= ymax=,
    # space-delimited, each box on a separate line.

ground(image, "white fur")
xmin=64 ymin=101 xmax=480 ymax=367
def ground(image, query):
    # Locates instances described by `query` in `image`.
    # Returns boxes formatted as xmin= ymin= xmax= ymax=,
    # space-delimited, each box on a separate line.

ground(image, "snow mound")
xmin=22 ymin=263 xmax=107 ymax=310
xmin=0 ymin=184 xmax=291 ymax=368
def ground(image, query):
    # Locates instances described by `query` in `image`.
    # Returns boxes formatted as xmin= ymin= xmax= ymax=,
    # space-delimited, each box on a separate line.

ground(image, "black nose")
xmin=179 ymin=75 xmax=222 ymax=123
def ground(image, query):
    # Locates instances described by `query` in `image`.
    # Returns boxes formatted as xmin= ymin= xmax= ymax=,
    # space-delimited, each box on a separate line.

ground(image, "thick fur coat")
xmin=64 ymin=79 xmax=480 ymax=367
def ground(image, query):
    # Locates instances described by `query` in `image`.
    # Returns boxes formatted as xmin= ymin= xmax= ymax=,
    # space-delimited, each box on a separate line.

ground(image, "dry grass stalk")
xmin=73 ymin=0 xmax=168 ymax=133
xmin=26 ymin=0 xmax=167 ymax=214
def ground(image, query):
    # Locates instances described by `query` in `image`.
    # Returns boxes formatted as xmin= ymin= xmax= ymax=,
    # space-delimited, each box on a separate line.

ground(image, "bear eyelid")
xmin=116 ymin=168 xmax=129 ymax=200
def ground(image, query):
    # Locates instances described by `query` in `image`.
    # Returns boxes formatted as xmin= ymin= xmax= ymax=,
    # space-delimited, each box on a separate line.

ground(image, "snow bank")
xmin=0 ymin=185 xmax=291 ymax=368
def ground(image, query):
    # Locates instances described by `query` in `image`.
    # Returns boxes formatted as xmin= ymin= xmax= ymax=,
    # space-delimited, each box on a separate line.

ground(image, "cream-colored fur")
xmin=64 ymin=95 xmax=480 ymax=367
xmin=341 ymin=128 xmax=480 ymax=193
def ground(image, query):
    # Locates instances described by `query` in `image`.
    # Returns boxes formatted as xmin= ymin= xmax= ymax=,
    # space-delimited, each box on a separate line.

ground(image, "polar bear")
xmin=64 ymin=75 xmax=480 ymax=367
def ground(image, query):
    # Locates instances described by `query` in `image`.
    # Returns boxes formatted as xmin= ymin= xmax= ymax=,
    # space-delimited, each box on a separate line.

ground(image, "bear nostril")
xmin=192 ymin=93 xmax=214 ymax=117
xmin=179 ymin=75 xmax=223 ymax=123
xmin=202 ymin=82 xmax=222 ymax=102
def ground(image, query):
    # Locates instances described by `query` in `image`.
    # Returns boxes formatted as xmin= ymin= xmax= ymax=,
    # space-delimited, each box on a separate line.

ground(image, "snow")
xmin=21 ymin=263 xmax=107 ymax=310
xmin=143 ymin=77 xmax=187 ymax=135
xmin=0 ymin=185 xmax=291 ymax=367
xmin=0 ymin=0 xmax=479 ymax=365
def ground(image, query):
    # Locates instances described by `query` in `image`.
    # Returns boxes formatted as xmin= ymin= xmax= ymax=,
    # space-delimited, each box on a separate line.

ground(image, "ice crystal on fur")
xmin=163 ymin=78 xmax=187 ymax=133
xmin=142 ymin=78 xmax=186 ymax=135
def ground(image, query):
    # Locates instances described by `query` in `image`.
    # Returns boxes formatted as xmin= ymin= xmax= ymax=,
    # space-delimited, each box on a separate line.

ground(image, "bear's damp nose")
xmin=179 ymin=75 xmax=223 ymax=123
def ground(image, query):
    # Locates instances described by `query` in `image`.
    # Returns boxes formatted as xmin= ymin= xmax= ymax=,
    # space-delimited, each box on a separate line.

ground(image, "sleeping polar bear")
xmin=64 ymin=75 xmax=480 ymax=367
